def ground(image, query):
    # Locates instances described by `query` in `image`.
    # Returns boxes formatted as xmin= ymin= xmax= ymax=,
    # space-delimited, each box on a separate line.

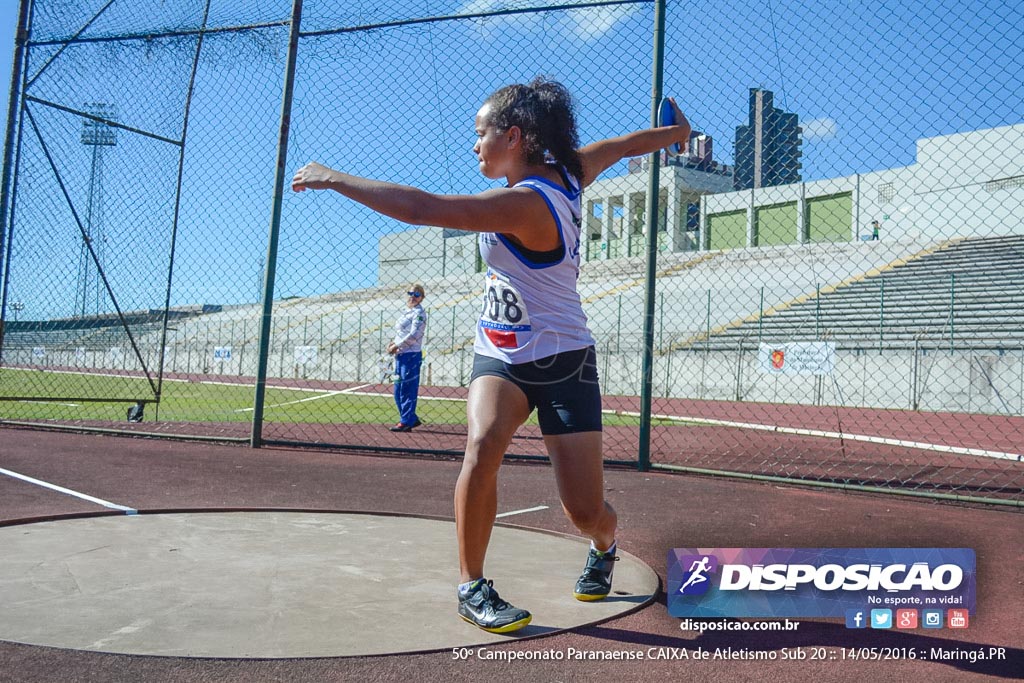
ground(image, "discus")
xmin=658 ymin=97 xmax=684 ymax=157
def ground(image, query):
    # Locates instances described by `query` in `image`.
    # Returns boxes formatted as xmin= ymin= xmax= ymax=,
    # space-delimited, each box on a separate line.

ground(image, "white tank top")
xmin=474 ymin=167 xmax=595 ymax=364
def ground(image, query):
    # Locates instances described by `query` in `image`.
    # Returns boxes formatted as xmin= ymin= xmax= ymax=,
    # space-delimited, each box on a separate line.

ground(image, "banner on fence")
xmin=758 ymin=342 xmax=836 ymax=376
xmin=294 ymin=346 xmax=318 ymax=366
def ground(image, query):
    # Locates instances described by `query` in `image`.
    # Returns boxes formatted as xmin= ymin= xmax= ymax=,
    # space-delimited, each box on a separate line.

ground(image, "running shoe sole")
xmin=573 ymin=591 xmax=609 ymax=602
xmin=459 ymin=613 xmax=533 ymax=633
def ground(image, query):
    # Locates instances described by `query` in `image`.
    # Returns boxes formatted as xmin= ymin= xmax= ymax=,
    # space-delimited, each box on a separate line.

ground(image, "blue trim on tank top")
xmin=495 ymin=184 xmax=566 ymax=270
xmin=520 ymin=172 xmax=581 ymax=201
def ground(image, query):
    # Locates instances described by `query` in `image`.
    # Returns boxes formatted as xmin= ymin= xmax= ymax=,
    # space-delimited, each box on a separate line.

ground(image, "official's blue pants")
xmin=393 ymin=351 xmax=422 ymax=426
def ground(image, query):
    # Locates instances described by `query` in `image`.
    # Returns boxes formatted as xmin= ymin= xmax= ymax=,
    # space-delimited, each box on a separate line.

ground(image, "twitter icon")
xmin=870 ymin=609 xmax=893 ymax=629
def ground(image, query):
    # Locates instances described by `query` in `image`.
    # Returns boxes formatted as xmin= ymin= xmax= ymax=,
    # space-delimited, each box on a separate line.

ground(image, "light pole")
xmin=75 ymin=102 xmax=117 ymax=317
xmin=10 ymin=301 xmax=24 ymax=322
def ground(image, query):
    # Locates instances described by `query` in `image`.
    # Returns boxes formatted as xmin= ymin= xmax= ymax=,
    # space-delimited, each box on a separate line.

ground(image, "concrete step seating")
xmin=688 ymin=234 xmax=1024 ymax=350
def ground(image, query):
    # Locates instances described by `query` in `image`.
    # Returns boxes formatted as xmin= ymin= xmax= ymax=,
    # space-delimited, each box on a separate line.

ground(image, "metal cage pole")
xmin=637 ymin=0 xmax=666 ymax=472
xmin=0 ymin=0 xmax=32 ymax=349
xmin=155 ymin=0 xmax=213 ymax=421
xmin=251 ymin=0 xmax=303 ymax=447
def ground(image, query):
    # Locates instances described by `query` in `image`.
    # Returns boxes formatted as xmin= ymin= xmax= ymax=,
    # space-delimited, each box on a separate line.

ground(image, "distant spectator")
xmin=386 ymin=284 xmax=427 ymax=432
xmin=870 ymin=220 xmax=881 ymax=241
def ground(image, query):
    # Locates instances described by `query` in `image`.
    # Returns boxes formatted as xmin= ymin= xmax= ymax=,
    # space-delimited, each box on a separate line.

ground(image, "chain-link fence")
xmin=1 ymin=0 xmax=1021 ymax=506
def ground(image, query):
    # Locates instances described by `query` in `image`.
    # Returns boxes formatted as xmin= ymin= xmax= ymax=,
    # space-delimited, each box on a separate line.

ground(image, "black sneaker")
xmin=389 ymin=423 xmax=412 ymax=432
xmin=574 ymin=547 xmax=618 ymax=601
xmin=412 ymin=419 xmax=422 ymax=428
xmin=458 ymin=579 xmax=532 ymax=633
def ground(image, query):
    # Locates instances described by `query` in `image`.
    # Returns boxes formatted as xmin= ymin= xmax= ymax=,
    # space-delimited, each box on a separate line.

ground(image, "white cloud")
xmin=802 ymin=117 xmax=837 ymax=141
xmin=569 ymin=6 xmax=640 ymax=41
xmin=457 ymin=0 xmax=543 ymax=37
xmin=457 ymin=1 xmax=638 ymax=42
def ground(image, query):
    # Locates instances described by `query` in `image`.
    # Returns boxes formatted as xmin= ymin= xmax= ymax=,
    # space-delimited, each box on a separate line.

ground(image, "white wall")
xmin=379 ymin=229 xmax=477 ymax=284
xmin=703 ymin=124 xmax=1024 ymax=246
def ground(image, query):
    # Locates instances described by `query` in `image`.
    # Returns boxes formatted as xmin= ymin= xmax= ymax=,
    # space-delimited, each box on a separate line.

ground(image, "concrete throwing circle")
xmin=0 ymin=512 xmax=658 ymax=658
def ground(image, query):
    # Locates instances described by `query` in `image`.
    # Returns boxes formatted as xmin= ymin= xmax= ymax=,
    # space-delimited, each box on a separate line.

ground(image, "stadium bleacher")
xmin=679 ymin=234 xmax=1024 ymax=350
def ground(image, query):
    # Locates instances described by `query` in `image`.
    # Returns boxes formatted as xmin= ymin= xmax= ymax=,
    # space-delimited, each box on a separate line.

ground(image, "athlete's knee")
xmin=460 ymin=441 xmax=506 ymax=483
xmin=465 ymin=429 xmax=511 ymax=462
xmin=563 ymin=500 xmax=614 ymax=533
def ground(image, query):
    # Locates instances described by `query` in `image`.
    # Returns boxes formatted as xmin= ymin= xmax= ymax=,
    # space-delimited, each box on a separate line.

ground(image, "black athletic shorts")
xmin=470 ymin=346 xmax=602 ymax=435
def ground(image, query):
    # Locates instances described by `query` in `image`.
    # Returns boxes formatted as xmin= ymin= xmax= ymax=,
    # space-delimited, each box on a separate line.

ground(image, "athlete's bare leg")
xmin=544 ymin=431 xmax=617 ymax=551
xmin=456 ymin=375 xmax=531 ymax=583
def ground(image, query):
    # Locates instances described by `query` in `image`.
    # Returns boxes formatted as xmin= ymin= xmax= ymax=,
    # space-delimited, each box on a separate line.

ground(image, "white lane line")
xmin=340 ymin=389 xmax=467 ymax=403
xmin=12 ymin=368 xmax=339 ymax=394
xmin=340 ymin=383 xmax=374 ymax=393
xmin=0 ymin=467 xmax=137 ymax=514
xmin=233 ymin=390 xmax=346 ymax=413
xmin=495 ymin=505 xmax=549 ymax=518
xmin=18 ymin=401 xmax=81 ymax=407
xmin=610 ymin=410 xmax=1023 ymax=462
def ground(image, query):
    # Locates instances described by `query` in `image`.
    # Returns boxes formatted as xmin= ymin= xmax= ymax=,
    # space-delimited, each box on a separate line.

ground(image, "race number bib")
xmin=479 ymin=271 xmax=532 ymax=349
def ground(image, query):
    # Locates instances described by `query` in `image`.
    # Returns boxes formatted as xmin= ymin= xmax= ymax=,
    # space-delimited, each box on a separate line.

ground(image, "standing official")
xmin=386 ymin=284 xmax=427 ymax=432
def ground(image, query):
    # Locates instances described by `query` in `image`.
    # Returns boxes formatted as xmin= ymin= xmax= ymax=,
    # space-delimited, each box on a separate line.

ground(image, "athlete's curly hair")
xmin=483 ymin=76 xmax=584 ymax=182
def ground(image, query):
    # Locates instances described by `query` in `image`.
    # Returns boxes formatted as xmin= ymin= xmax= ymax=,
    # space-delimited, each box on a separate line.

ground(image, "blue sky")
xmin=1 ymin=6 xmax=15 ymax=140
xmin=2 ymin=1 xmax=1022 ymax=321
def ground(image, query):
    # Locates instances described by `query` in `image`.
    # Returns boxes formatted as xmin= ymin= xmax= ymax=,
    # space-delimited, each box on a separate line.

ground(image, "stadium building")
xmin=733 ymin=87 xmax=803 ymax=191
xmin=379 ymin=123 xmax=1024 ymax=282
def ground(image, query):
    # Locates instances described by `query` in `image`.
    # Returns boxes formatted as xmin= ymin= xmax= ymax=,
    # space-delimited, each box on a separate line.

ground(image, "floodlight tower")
xmin=75 ymin=102 xmax=117 ymax=317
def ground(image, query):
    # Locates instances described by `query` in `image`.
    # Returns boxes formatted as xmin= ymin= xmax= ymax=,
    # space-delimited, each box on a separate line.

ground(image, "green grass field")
xmin=0 ymin=368 xmax=682 ymax=427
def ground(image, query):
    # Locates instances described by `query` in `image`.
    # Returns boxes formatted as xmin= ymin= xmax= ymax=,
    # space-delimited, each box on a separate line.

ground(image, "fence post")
xmin=604 ymin=337 xmax=612 ymax=393
xmin=240 ymin=319 xmax=247 ymax=377
xmin=734 ymin=340 xmax=743 ymax=401
xmin=657 ymin=291 xmax=664 ymax=351
xmin=616 ymin=293 xmax=622 ymax=353
xmin=705 ymin=288 xmax=711 ymax=348
xmin=757 ymin=286 xmax=764 ymax=347
xmin=815 ymin=283 xmax=821 ymax=339
xmin=663 ymin=349 xmax=671 ymax=397
xmin=282 ymin=319 xmax=290 ymax=378
xmin=878 ymin=278 xmax=885 ymax=353
xmin=966 ymin=349 xmax=973 ymax=412
xmin=251 ymin=0 xmax=303 ymax=447
xmin=911 ymin=336 xmax=920 ymax=410
xmin=637 ymin=0 xmax=667 ymax=472
xmin=948 ymin=273 xmax=955 ymax=354
xmin=356 ymin=308 xmax=363 ymax=381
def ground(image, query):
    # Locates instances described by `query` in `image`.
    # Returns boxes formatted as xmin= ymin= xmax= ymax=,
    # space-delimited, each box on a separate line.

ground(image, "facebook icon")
xmin=845 ymin=609 xmax=867 ymax=629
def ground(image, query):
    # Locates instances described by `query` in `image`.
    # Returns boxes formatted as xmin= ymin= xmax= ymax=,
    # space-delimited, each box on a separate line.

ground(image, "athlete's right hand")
xmin=292 ymin=161 xmax=338 ymax=192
